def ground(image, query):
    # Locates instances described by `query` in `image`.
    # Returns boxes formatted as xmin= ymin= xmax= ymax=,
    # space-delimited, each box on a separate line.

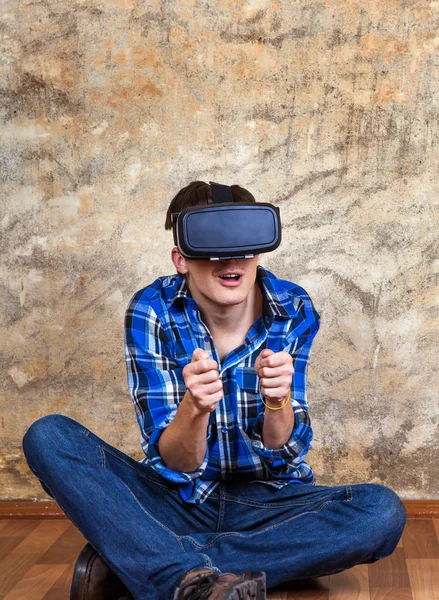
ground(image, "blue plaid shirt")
xmin=124 ymin=265 xmax=320 ymax=504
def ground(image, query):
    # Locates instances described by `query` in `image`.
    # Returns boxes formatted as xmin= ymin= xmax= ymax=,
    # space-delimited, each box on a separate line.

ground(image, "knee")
xmin=370 ymin=483 xmax=406 ymax=530
xmin=22 ymin=414 xmax=81 ymax=465
xmin=358 ymin=483 xmax=407 ymax=557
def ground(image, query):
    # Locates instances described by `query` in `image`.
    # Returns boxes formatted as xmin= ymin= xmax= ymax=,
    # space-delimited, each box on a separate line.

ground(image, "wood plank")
xmin=0 ymin=520 xmax=10 ymax=532
xmin=36 ymin=523 xmax=87 ymax=565
xmin=3 ymin=564 xmax=69 ymax=600
xmin=0 ymin=552 xmax=45 ymax=598
xmin=369 ymin=588 xmax=413 ymax=600
xmin=41 ymin=561 xmax=76 ymax=600
xmin=0 ymin=520 xmax=41 ymax=537
xmin=0 ymin=537 xmax=27 ymax=564
xmin=402 ymin=520 xmax=439 ymax=559
xmin=368 ymin=548 xmax=411 ymax=588
xmin=0 ymin=521 xmax=70 ymax=597
xmin=406 ymin=559 xmax=439 ymax=600
xmin=268 ymin=575 xmax=330 ymax=599
xmin=328 ymin=564 xmax=369 ymax=600
xmin=11 ymin=521 xmax=70 ymax=555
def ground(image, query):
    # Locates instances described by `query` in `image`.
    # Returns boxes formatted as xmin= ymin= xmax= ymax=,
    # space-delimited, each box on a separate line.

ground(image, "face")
xmin=171 ymin=247 xmax=260 ymax=310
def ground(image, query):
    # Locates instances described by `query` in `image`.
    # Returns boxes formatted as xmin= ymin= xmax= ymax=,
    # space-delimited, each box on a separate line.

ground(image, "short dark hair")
xmin=164 ymin=181 xmax=256 ymax=230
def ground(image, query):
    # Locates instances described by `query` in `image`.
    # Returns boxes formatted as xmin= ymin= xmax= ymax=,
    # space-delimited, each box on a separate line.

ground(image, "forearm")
xmin=158 ymin=390 xmax=210 ymax=472
xmin=262 ymin=399 xmax=295 ymax=449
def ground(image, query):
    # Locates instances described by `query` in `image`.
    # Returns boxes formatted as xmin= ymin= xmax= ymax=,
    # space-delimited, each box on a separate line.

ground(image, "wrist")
xmin=264 ymin=397 xmax=287 ymax=408
xmin=259 ymin=386 xmax=291 ymax=411
xmin=183 ymin=390 xmax=211 ymax=419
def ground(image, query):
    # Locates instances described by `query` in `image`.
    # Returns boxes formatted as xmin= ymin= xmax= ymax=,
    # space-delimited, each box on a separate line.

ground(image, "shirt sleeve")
xmin=124 ymin=293 xmax=209 ymax=484
xmin=251 ymin=292 xmax=320 ymax=477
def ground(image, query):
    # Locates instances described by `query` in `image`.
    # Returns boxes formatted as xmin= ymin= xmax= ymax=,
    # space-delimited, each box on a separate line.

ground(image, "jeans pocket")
xmin=225 ymin=483 xmax=349 ymax=509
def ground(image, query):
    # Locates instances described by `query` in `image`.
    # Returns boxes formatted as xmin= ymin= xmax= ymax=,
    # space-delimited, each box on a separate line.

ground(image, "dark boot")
xmin=173 ymin=567 xmax=266 ymax=600
xmin=70 ymin=542 xmax=133 ymax=600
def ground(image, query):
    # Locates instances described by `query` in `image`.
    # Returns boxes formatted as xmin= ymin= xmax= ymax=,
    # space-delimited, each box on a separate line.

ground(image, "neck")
xmin=195 ymin=283 xmax=263 ymax=336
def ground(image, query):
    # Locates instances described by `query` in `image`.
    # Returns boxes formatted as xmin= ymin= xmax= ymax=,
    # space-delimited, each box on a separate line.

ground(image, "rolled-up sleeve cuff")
xmin=145 ymin=427 xmax=209 ymax=484
xmin=251 ymin=411 xmax=313 ymax=472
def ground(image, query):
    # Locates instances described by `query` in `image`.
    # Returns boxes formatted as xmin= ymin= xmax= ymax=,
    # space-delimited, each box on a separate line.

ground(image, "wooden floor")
xmin=0 ymin=518 xmax=437 ymax=599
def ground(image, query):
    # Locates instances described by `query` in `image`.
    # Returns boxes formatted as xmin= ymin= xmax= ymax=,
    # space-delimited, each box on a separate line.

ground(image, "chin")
xmin=217 ymin=291 xmax=249 ymax=304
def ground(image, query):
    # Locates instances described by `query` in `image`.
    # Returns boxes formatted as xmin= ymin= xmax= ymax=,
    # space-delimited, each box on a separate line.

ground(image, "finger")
xmin=260 ymin=387 xmax=290 ymax=401
xmin=204 ymin=379 xmax=223 ymax=395
xmin=259 ymin=366 xmax=281 ymax=379
xmin=260 ymin=376 xmax=288 ymax=388
xmin=260 ymin=351 xmax=292 ymax=368
xmin=190 ymin=378 xmax=223 ymax=400
xmin=197 ymin=369 xmax=221 ymax=385
xmin=192 ymin=358 xmax=219 ymax=375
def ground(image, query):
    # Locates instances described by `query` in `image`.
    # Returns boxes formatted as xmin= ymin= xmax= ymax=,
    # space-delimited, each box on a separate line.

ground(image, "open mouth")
xmin=219 ymin=274 xmax=241 ymax=280
xmin=217 ymin=274 xmax=243 ymax=287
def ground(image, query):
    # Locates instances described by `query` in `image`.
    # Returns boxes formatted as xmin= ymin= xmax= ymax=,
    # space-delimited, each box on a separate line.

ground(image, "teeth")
xmin=220 ymin=274 xmax=239 ymax=278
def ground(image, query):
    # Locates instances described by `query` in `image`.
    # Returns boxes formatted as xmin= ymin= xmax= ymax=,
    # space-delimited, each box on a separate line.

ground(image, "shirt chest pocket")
xmin=235 ymin=367 xmax=260 ymax=422
xmin=235 ymin=367 xmax=259 ymax=394
xmin=171 ymin=339 xmax=196 ymax=368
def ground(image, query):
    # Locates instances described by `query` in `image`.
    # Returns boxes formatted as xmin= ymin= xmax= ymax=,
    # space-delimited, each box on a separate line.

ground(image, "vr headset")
xmin=171 ymin=181 xmax=282 ymax=260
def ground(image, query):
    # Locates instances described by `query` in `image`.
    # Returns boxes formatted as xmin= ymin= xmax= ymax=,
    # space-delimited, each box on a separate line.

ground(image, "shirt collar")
xmin=168 ymin=265 xmax=299 ymax=325
xmin=256 ymin=265 xmax=299 ymax=323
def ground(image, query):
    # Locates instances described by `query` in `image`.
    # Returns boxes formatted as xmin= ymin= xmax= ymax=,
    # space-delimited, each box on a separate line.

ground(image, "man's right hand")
xmin=182 ymin=348 xmax=223 ymax=414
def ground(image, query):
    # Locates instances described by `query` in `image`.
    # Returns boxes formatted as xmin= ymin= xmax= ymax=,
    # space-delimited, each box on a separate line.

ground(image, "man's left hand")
xmin=254 ymin=349 xmax=294 ymax=403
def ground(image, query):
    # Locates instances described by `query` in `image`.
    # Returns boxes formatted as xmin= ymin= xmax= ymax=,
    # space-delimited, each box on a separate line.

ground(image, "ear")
xmin=171 ymin=247 xmax=189 ymax=275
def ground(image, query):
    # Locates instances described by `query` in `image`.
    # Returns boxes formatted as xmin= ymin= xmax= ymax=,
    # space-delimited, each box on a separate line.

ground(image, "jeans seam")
xmin=28 ymin=467 xmax=50 ymax=493
xmin=116 ymin=476 xmax=187 ymax=552
xmin=99 ymin=446 xmax=106 ymax=469
xmin=216 ymin=483 xmax=225 ymax=533
xmin=101 ymin=446 xmax=181 ymax=497
xmin=221 ymin=492 xmax=338 ymax=508
xmin=183 ymin=497 xmax=337 ymax=550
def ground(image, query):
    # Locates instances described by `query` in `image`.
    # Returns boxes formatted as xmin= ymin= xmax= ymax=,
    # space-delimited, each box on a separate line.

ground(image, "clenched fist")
xmin=182 ymin=348 xmax=223 ymax=414
xmin=254 ymin=348 xmax=294 ymax=404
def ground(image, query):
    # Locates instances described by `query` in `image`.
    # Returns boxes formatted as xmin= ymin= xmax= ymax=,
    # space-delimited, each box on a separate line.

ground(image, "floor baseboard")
xmin=0 ymin=499 xmax=438 ymax=519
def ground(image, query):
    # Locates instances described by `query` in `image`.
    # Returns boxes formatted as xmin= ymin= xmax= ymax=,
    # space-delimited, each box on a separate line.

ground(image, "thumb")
xmin=192 ymin=348 xmax=209 ymax=362
xmin=261 ymin=349 xmax=274 ymax=358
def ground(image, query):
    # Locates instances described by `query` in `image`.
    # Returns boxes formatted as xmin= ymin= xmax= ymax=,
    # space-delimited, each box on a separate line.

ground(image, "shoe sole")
xmin=223 ymin=571 xmax=266 ymax=600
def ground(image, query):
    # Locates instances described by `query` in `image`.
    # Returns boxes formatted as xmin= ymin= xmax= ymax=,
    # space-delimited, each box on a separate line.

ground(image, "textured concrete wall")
xmin=1 ymin=0 xmax=438 ymax=501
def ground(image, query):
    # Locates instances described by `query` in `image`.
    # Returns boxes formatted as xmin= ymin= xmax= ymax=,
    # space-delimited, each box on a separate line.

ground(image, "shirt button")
xmin=221 ymin=426 xmax=228 ymax=434
xmin=204 ymin=336 xmax=209 ymax=342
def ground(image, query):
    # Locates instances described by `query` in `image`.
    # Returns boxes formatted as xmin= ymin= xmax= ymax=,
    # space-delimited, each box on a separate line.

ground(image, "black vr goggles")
xmin=171 ymin=181 xmax=282 ymax=260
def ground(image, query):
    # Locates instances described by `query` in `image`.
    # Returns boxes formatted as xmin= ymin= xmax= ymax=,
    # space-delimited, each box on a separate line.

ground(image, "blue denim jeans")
xmin=22 ymin=414 xmax=406 ymax=600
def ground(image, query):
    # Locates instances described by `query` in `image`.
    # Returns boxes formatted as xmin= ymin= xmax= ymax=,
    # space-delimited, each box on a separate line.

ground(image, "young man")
xmin=22 ymin=181 xmax=406 ymax=600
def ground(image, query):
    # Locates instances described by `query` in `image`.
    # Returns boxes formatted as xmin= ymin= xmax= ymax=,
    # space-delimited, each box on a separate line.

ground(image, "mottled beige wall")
xmin=1 ymin=0 xmax=438 ymax=501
